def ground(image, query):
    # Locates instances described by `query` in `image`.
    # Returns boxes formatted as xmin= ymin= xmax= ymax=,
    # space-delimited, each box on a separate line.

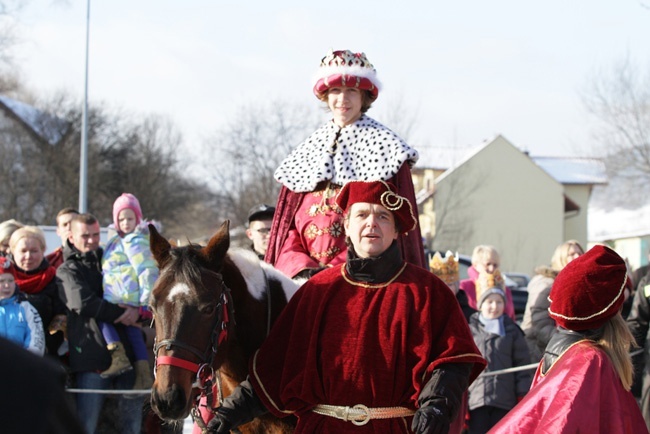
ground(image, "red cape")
xmin=265 ymin=163 xmax=426 ymax=271
xmin=249 ymin=263 xmax=485 ymax=433
xmin=488 ymin=342 xmax=648 ymax=434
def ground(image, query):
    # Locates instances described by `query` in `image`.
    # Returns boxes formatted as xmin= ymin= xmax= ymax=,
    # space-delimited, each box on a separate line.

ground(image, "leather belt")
xmin=312 ymin=403 xmax=415 ymax=426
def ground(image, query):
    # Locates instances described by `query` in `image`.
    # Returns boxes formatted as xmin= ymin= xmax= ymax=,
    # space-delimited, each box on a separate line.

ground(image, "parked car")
xmin=504 ymin=272 xmax=530 ymax=322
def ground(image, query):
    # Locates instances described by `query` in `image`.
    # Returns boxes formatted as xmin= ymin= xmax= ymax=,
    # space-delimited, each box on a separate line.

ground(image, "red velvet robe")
xmin=249 ymin=263 xmax=486 ymax=433
xmin=265 ymin=163 xmax=426 ymax=275
xmin=488 ymin=342 xmax=648 ymax=434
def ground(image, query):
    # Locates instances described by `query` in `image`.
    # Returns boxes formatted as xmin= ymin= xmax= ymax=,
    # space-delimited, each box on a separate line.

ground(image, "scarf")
xmin=479 ymin=313 xmax=506 ymax=337
xmin=346 ymin=241 xmax=403 ymax=283
xmin=12 ymin=261 xmax=57 ymax=294
xmin=274 ymin=115 xmax=419 ymax=192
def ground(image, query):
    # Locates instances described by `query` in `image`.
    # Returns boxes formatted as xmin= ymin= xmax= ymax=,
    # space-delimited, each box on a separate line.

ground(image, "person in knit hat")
xmin=265 ymin=49 xmax=425 ymax=281
xmin=459 ymin=245 xmax=519 ymax=322
xmin=99 ymin=193 xmax=158 ymax=390
xmin=206 ymin=180 xmax=485 ymax=434
xmin=466 ymin=270 xmax=531 ymax=434
xmin=489 ymin=245 xmax=648 ymax=434
xmin=0 ymin=257 xmax=45 ymax=355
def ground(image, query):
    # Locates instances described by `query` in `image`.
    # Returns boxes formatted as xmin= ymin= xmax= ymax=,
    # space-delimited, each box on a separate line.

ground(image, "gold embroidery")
xmin=307 ymin=182 xmax=342 ymax=217
xmin=310 ymin=246 xmax=342 ymax=260
xmin=304 ymin=221 xmax=344 ymax=240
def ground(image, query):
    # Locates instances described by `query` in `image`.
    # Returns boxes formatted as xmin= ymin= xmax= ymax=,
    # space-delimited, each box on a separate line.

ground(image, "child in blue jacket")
xmin=0 ymin=259 xmax=45 ymax=355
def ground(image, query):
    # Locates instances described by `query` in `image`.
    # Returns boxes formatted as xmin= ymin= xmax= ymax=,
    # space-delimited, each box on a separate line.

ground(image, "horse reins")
xmin=152 ymin=270 xmax=238 ymax=434
xmin=153 ymin=271 xmax=235 ymax=377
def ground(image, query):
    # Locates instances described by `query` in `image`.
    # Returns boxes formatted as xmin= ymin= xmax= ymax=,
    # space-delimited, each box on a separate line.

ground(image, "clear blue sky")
xmin=13 ymin=0 xmax=650 ymax=158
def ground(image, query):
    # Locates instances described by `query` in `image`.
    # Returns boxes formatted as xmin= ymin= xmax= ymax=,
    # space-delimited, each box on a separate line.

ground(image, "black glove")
xmin=207 ymin=378 xmax=268 ymax=434
xmin=411 ymin=363 xmax=472 ymax=434
xmin=411 ymin=405 xmax=450 ymax=434
xmin=294 ymin=267 xmax=326 ymax=280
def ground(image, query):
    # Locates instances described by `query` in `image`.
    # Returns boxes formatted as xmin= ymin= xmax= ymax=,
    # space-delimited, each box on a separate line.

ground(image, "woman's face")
xmin=327 ymin=87 xmax=363 ymax=127
xmin=12 ymin=236 xmax=44 ymax=272
xmin=475 ymin=253 xmax=499 ymax=275
xmin=566 ymin=245 xmax=582 ymax=264
xmin=0 ymin=237 xmax=10 ymax=255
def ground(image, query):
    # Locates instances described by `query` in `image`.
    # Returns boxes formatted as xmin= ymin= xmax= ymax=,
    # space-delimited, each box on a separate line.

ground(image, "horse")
xmin=149 ymin=220 xmax=299 ymax=433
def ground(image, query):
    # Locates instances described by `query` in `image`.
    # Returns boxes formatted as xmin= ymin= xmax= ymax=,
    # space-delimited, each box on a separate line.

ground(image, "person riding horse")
xmin=208 ymin=180 xmax=486 ymax=433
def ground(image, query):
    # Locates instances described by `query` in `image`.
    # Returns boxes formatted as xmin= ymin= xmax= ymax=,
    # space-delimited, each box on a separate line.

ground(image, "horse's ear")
xmin=148 ymin=223 xmax=172 ymax=267
xmin=203 ymin=220 xmax=230 ymax=270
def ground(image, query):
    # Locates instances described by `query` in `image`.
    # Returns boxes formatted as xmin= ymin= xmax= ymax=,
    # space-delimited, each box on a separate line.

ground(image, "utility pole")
xmin=79 ymin=0 xmax=90 ymax=213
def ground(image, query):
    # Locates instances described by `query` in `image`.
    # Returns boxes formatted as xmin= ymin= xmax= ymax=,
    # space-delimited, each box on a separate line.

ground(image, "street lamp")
xmin=79 ymin=0 xmax=90 ymax=213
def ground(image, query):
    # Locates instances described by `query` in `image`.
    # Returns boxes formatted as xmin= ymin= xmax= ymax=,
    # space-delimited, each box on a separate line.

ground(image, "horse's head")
xmin=149 ymin=221 xmax=234 ymax=420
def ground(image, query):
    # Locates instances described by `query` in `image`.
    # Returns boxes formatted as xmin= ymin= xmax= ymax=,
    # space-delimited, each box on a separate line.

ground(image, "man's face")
xmin=56 ymin=212 xmax=77 ymax=245
xmin=69 ymin=221 xmax=101 ymax=253
xmin=246 ymin=219 xmax=272 ymax=256
xmin=344 ymin=202 xmax=398 ymax=258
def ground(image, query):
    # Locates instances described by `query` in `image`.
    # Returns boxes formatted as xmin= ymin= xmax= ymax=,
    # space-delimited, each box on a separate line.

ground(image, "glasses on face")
xmin=255 ymin=228 xmax=271 ymax=235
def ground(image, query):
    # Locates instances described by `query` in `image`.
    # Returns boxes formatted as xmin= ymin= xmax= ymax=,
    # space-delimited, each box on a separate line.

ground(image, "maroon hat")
xmin=548 ymin=245 xmax=627 ymax=331
xmin=335 ymin=180 xmax=417 ymax=234
xmin=313 ymin=49 xmax=381 ymax=101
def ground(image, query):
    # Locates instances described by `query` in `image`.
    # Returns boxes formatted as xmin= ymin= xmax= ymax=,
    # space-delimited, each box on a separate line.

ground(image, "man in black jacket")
xmin=56 ymin=213 xmax=143 ymax=434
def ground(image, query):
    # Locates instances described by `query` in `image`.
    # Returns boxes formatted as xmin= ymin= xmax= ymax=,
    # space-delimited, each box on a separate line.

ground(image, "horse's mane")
xmin=163 ymin=243 xmax=205 ymax=286
xmin=227 ymin=248 xmax=300 ymax=302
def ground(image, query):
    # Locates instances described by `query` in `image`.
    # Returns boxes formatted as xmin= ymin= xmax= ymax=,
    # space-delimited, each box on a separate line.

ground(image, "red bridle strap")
xmin=156 ymin=355 xmax=200 ymax=373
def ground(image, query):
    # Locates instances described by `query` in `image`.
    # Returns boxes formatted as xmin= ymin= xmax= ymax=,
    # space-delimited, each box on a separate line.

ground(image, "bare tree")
xmin=582 ymin=57 xmax=650 ymax=208
xmin=0 ymin=93 xmax=220 ymax=241
xmin=201 ymin=100 xmax=322 ymax=227
xmin=373 ymin=93 xmax=421 ymax=144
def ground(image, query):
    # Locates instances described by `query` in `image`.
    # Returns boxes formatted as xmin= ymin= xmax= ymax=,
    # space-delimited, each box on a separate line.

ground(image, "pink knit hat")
xmin=112 ymin=193 xmax=143 ymax=230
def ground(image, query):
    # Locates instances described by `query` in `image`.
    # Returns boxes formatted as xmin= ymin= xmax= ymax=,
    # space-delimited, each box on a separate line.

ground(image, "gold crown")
xmin=475 ymin=269 xmax=505 ymax=303
xmin=429 ymin=251 xmax=459 ymax=285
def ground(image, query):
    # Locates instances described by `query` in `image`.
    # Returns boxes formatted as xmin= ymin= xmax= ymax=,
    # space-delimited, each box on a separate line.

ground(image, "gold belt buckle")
xmin=351 ymin=404 xmax=371 ymax=426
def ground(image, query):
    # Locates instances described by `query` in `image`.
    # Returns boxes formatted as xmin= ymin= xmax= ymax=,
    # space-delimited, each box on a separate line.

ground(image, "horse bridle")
xmin=153 ymin=270 xmax=235 ymax=380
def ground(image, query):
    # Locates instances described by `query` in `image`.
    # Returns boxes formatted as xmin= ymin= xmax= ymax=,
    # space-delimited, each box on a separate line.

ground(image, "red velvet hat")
xmin=548 ymin=245 xmax=627 ymax=331
xmin=335 ymin=180 xmax=417 ymax=234
xmin=313 ymin=49 xmax=382 ymax=101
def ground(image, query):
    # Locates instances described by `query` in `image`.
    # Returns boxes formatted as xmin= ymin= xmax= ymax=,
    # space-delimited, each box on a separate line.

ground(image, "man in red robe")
xmin=489 ymin=245 xmax=648 ymax=434
xmin=208 ymin=180 xmax=485 ymax=433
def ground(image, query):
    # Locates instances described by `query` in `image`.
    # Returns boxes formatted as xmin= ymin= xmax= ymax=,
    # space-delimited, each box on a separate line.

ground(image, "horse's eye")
xmin=200 ymin=304 xmax=216 ymax=316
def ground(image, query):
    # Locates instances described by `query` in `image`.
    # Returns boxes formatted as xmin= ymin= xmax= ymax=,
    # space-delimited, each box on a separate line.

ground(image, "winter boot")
xmin=100 ymin=342 xmax=133 ymax=378
xmin=132 ymin=359 xmax=154 ymax=390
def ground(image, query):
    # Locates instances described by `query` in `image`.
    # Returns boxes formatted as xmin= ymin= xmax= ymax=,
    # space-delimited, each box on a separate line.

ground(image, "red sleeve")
xmin=273 ymin=226 xmax=320 ymax=278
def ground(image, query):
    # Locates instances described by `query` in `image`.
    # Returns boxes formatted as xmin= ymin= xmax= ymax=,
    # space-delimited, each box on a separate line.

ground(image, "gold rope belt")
xmin=312 ymin=404 xmax=415 ymax=426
